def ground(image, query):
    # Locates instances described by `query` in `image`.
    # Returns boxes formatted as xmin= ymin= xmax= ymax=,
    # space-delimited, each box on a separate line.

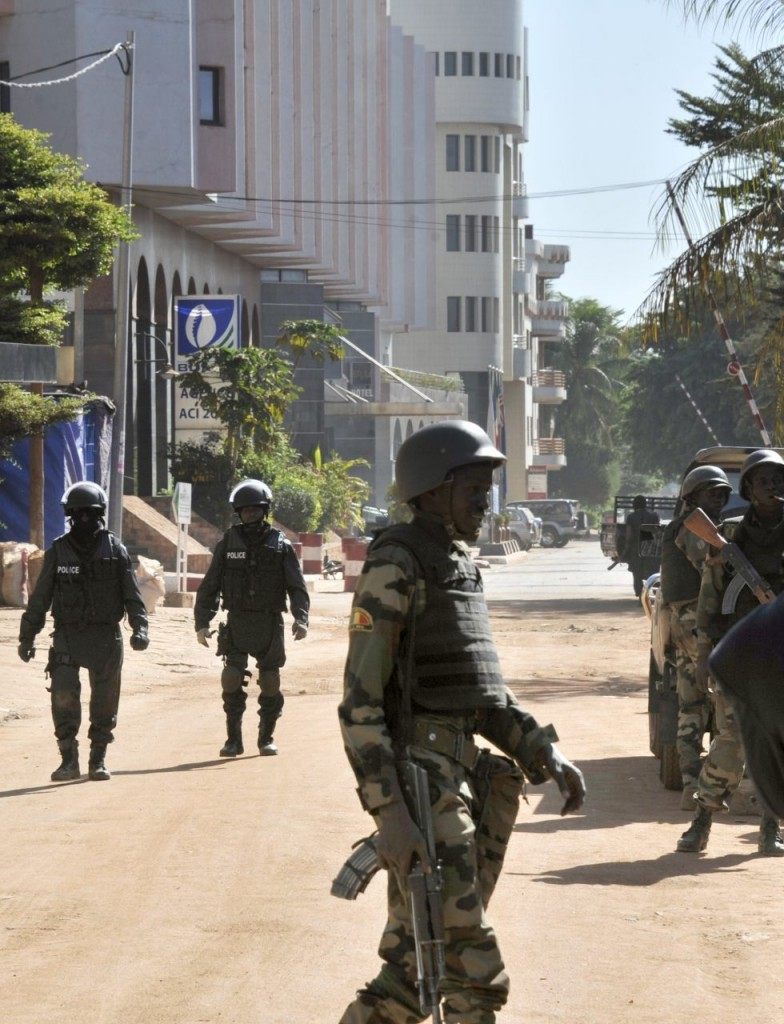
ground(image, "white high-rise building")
xmin=389 ymin=0 xmax=570 ymax=500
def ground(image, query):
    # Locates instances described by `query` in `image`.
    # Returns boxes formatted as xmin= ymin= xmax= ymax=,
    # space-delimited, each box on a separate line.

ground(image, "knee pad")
xmin=259 ymin=668 xmax=281 ymax=697
xmin=221 ymin=664 xmax=246 ymax=693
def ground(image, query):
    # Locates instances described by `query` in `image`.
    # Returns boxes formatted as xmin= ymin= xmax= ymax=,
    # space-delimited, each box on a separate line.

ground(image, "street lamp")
xmin=133 ymin=328 xmax=180 ymax=380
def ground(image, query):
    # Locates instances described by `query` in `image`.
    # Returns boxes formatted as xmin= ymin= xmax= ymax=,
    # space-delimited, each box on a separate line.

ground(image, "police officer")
xmin=678 ymin=449 xmax=784 ymax=856
xmin=660 ymin=466 xmax=731 ymax=807
xmin=338 ymin=421 xmax=586 ymax=1024
xmin=17 ymin=482 xmax=149 ymax=782
xmin=194 ymin=479 xmax=309 ymax=757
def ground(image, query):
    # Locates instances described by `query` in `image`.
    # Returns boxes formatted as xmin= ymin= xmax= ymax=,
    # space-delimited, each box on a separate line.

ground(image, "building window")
xmin=199 ymin=66 xmax=223 ymax=125
xmin=516 ymin=55 xmax=522 ymax=80
xmin=446 ymin=215 xmax=461 ymax=252
xmin=434 ymin=52 xmax=439 ymax=76
xmin=0 ymin=61 xmax=9 ymax=114
xmin=464 ymin=135 xmax=476 ymax=172
xmin=444 ymin=51 xmax=457 ymax=76
xmin=494 ymin=53 xmax=503 ymax=77
xmin=462 ymin=52 xmax=474 ymax=76
xmin=493 ymin=216 xmax=500 ymax=253
xmin=480 ymin=135 xmax=490 ymax=173
xmin=447 ymin=297 xmax=461 ymax=333
xmin=479 ymin=52 xmax=489 ymax=77
xmin=494 ymin=135 xmax=501 ymax=174
xmin=465 ymin=297 xmax=477 ymax=332
xmin=493 ymin=297 xmax=500 ymax=332
xmin=464 ymin=215 xmax=477 ymax=252
xmin=506 ymin=53 xmax=514 ymax=78
xmin=481 ymin=216 xmax=491 ymax=253
xmin=481 ymin=297 xmax=491 ymax=332
xmin=446 ymin=134 xmax=460 ymax=171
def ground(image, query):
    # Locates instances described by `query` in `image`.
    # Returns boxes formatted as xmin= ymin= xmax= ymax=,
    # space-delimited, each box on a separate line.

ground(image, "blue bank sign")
xmin=174 ymin=295 xmax=240 ymax=439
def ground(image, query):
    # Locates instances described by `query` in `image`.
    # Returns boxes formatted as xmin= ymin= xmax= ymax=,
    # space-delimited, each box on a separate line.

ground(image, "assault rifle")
xmin=331 ymin=760 xmax=446 ymax=1023
xmin=683 ymin=508 xmax=776 ymax=614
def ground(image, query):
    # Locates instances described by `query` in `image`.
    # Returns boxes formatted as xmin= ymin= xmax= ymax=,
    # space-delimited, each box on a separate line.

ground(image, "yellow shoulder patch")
xmin=350 ymin=607 xmax=374 ymax=632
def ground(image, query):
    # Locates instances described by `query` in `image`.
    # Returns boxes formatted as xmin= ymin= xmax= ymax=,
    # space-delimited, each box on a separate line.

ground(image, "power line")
xmin=130 ymin=176 xmax=668 ymax=209
xmin=0 ymin=43 xmax=129 ymax=88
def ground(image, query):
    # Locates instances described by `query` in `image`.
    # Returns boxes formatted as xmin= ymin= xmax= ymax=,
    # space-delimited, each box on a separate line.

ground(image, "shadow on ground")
xmin=489 ymin=598 xmax=643 ymax=617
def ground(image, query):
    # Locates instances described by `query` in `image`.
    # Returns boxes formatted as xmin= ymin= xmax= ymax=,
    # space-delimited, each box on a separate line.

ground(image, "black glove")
xmin=292 ymin=621 xmax=308 ymax=641
xmin=130 ymin=628 xmax=149 ymax=652
xmin=537 ymin=744 xmax=586 ymax=816
xmin=18 ymin=639 xmax=35 ymax=663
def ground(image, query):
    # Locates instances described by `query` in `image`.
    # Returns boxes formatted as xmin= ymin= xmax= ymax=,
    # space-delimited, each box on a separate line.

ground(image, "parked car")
xmin=505 ymin=506 xmax=541 ymax=550
xmin=506 ymin=498 xmax=581 ymax=547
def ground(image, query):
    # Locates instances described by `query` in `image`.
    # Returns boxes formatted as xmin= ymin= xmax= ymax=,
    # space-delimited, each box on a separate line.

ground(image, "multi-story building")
xmin=0 ymin=0 xmax=439 ymax=504
xmin=389 ymin=0 xmax=570 ymax=501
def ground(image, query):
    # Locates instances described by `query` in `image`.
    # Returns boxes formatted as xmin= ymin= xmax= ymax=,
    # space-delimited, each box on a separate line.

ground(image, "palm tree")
xmin=646 ymin=3 xmax=784 ymax=316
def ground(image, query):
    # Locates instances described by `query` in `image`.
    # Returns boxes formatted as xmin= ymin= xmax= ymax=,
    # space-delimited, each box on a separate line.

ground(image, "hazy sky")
xmin=523 ymin=0 xmax=762 ymax=320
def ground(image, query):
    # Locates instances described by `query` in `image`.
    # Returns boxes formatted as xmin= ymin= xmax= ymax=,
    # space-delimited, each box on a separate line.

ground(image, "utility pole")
xmin=108 ymin=31 xmax=135 ymax=538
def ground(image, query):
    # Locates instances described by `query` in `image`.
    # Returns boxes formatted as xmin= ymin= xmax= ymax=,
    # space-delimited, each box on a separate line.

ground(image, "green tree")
xmin=648 ymin=28 xmax=784 ymax=315
xmin=0 ymin=384 xmax=84 ymax=464
xmin=0 ymin=114 xmax=135 ymax=544
xmin=549 ymin=298 xmax=624 ymax=507
xmin=175 ymin=346 xmax=300 ymax=479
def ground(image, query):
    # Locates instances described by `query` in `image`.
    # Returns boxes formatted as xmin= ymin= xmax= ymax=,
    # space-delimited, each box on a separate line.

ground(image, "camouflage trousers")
xmin=339 ymin=745 xmax=523 ymax=1024
xmin=670 ymin=603 xmax=713 ymax=788
xmin=696 ymin=685 xmax=745 ymax=812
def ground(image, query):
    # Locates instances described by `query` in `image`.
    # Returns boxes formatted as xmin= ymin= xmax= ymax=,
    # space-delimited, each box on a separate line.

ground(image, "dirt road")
xmin=1 ymin=540 xmax=782 ymax=1023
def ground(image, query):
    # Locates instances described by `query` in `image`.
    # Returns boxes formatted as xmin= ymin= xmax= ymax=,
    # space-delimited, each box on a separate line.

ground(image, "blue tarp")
xmin=0 ymin=398 xmax=114 ymax=546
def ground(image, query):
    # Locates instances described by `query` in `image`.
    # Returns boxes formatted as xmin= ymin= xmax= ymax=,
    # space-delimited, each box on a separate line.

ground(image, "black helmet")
xmin=739 ymin=449 xmax=784 ymax=499
xmin=395 ymin=420 xmax=505 ymax=503
xmin=680 ymin=465 xmax=731 ymax=502
xmin=229 ymin=479 xmax=272 ymax=510
xmin=61 ymin=482 xmax=107 ymax=514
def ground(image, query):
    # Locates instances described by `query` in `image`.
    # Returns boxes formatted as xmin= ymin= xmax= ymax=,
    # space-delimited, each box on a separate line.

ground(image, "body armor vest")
xmin=660 ymin=516 xmax=702 ymax=605
xmin=221 ymin=525 xmax=287 ymax=613
xmin=51 ymin=530 xmax=125 ymax=626
xmin=373 ymin=521 xmax=507 ymax=712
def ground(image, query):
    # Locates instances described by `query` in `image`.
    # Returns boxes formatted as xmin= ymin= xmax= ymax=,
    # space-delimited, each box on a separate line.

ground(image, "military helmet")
xmin=680 ymin=465 xmax=731 ymax=501
xmin=61 ymin=482 xmax=108 ymax=514
xmin=229 ymin=479 xmax=272 ymax=509
xmin=395 ymin=420 xmax=506 ymax=503
xmin=739 ymin=449 xmax=784 ymax=499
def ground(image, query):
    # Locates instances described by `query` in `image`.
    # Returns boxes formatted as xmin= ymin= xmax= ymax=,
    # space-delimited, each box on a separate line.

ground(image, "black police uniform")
xmin=19 ymin=527 xmax=148 ymax=770
xmin=194 ymin=520 xmax=309 ymax=750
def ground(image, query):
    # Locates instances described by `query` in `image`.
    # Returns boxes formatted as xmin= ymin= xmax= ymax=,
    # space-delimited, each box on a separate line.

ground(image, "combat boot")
xmin=88 ymin=744 xmax=110 ymax=781
xmin=676 ymin=805 xmax=713 ymax=853
xmin=258 ymin=728 xmax=278 ymax=756
xmin=51 ymin=740 xmax=80 ymax=782
xmin=758 ymin=814 xmax=784 ymax=857
xmin=219 ymin=715 xmax=244 ymax=758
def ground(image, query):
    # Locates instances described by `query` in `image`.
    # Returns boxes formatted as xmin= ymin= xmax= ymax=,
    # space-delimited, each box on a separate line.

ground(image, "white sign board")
xmin=172 ymin=482 xmax=192 ymax=525
xmin=527 ymin=471 xmax=548 ymax=499
xmin=174 ymin=296 xmax=240 ymax=443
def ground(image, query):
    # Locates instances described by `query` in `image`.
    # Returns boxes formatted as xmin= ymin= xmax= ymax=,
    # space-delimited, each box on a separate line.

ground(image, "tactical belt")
xmin=411 ymin=717 xmax=482 ymax=771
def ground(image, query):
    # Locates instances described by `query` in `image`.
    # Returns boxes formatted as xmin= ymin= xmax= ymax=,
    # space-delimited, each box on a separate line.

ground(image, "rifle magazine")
xmin=330 ymin=835 xmax=380 ymax=900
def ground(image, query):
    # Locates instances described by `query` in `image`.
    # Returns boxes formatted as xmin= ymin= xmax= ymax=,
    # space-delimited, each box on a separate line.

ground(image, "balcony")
xmin=512 ymin=257 xmax=530 ymax=295
xmin=512 ymin=182 xmax=529 ymax=220
xmin=528 ymin=297 xmax=568 ymax=339
xmin=532 ymin=437 xmax=567 ymax=468
xmin=532 ymin=369 xmax=567 ymax=404
xmin=539 ymin=243 xmax=571 ymax=279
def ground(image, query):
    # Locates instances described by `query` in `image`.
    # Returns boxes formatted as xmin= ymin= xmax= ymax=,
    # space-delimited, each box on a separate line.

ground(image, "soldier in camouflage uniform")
xmin=194 ymin=480 xmax=309 ymax=757
xmin=338 ymin=421 xmax=586 ymax=1024
xmin=660 ymin=466 xmax=730 ymax=808
xmin=677 ymin=449 xmax=784 ymax=856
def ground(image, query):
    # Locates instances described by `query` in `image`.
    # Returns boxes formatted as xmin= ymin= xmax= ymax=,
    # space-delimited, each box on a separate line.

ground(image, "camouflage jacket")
xmin=338 ymin=518 xmax=556 ymax=814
